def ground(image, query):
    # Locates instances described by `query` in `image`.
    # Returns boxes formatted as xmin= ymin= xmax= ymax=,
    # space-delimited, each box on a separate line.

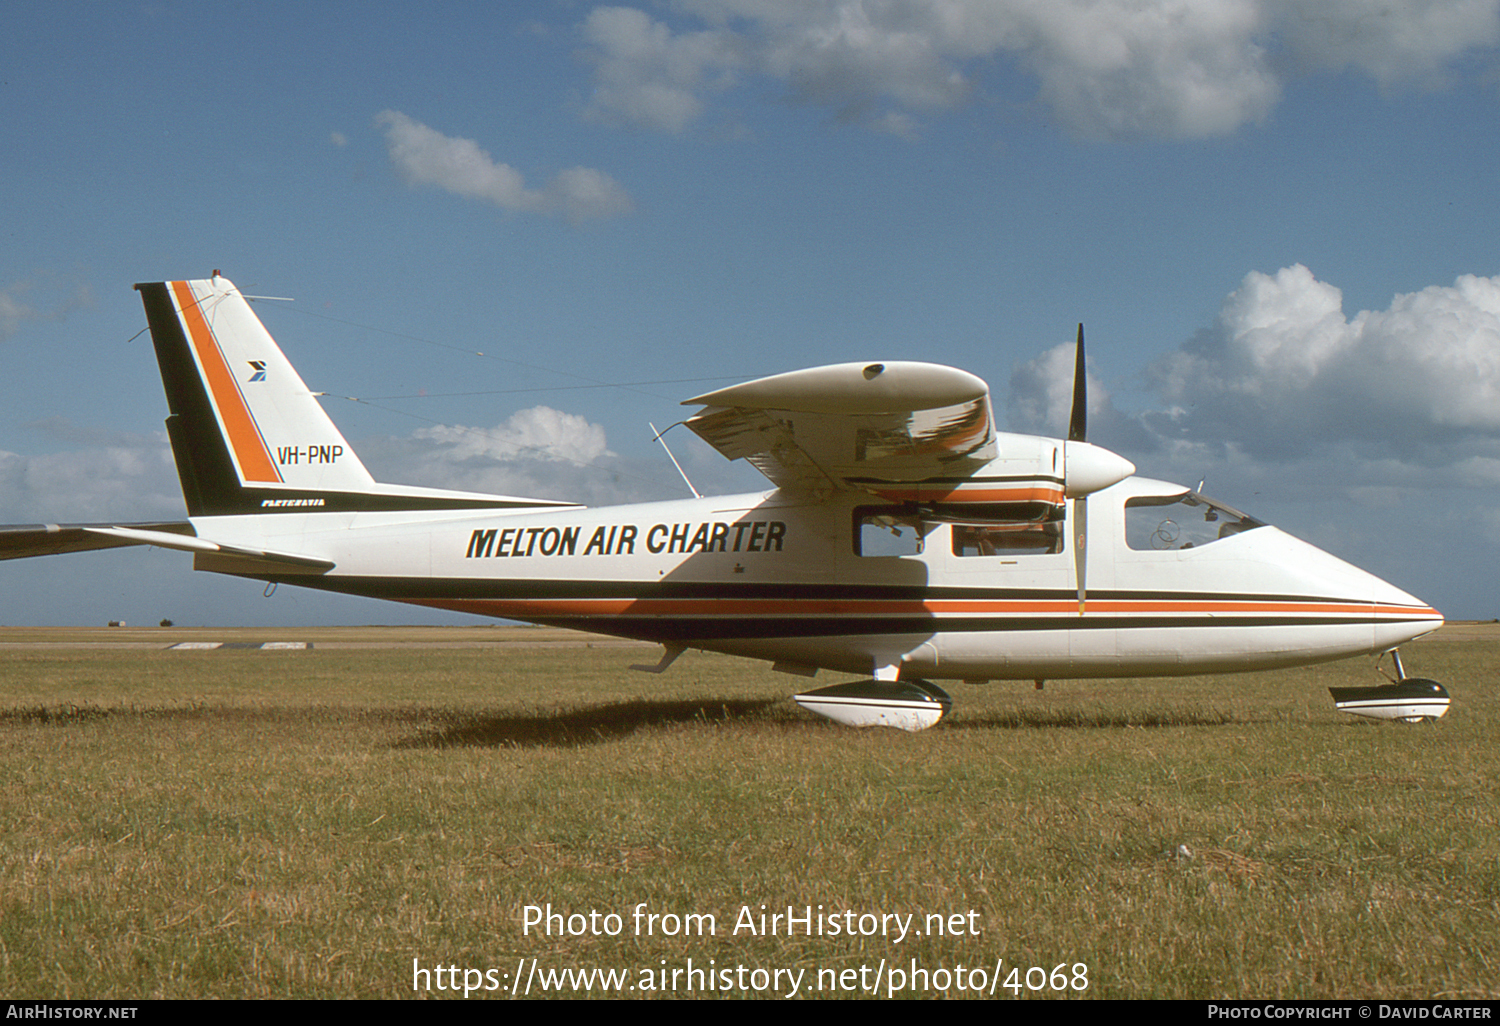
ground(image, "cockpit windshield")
xmin=1124 ymin=491 xmax=1264 ymax=551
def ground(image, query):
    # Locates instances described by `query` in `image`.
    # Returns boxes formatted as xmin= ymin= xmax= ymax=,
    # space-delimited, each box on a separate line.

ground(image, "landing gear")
xmin=793 ymin=679 xmax=952 ymax=732
xmin=1328 ymin=649 xmax=1450 ymax=722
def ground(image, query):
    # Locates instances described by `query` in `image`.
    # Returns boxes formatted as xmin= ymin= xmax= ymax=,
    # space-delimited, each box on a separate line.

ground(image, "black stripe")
xmin=238 ymin=489 xmax=570 ymax=513
xmin=431 ymin=614 xmax=1402 ymax=642
xmin=137 ymin=282 xmax=242 ymax=516
xmin=233 ymin=575 xmax=1417 ymax=609
xmin=386 ymin=610 xmax=1422 ymax=643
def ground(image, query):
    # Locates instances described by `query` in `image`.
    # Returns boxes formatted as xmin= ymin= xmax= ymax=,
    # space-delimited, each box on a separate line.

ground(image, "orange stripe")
xmin=171 ymin=281 xmax=281 ymax=484
xmin=872 ymin=485 xmax=1065 ymax=503
xmin=409 ymin=596 xmax=1442 ymax=620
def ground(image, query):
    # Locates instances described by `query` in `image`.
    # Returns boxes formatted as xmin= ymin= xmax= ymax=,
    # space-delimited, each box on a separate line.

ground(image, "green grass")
xmin=0 ymin=629 xmax=1496 ymax=999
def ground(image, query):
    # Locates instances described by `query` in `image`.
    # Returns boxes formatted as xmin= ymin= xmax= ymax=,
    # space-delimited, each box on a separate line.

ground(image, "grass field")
xmin=0 ymin=624 xmax=1495 ymax=999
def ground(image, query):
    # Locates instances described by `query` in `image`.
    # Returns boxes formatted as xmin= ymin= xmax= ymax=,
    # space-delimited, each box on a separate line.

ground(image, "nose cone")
xmin=1371 ymin=580 xmax=1445 ymax=652
xmin=1258 ymin=528 xmax=1444 ymax=651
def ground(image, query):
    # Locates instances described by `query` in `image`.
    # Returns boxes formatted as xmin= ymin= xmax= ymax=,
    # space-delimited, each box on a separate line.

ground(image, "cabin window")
xmin=951 ymin=522 xmax=1063 ymax=556
xmin=1125 ymin=492 xmax=1264 ymax=551
xmin=854 ymin=507 xmax=926 ymax=557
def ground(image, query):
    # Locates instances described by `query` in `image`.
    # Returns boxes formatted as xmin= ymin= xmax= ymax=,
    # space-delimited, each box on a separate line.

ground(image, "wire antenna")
xmin=650 ymin=422 xmax=700 ymax=498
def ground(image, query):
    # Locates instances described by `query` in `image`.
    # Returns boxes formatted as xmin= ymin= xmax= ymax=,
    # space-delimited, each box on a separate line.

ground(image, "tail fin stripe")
xmin=170 ymin=281 xmax=283 ymax=485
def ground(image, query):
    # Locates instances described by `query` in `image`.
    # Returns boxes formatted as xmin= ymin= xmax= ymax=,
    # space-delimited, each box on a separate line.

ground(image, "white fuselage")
xmin=191 ymin=475 xmax=1442 ymax=682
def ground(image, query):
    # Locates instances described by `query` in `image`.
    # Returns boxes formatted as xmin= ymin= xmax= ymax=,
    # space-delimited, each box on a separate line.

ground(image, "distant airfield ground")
xmin=0 ymin=623 xmax=658 ymax=650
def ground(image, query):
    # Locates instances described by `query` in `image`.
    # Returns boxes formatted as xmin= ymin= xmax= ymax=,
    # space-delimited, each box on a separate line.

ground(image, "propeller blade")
xmin=1069 ymin=324 xmax=1088 ymax=613
xmin=1074 ymin=495 xmax=1087 ymax=615
xmin=1068 ymin=323 xmax=1087 ymax=443
xmin=1061 ymin=323 xmax=1133 ymax=496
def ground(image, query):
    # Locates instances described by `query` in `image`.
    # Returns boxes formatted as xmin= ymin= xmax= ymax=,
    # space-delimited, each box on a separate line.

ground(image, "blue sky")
xmin=3 ymin=0 xmax=1499 ymax=627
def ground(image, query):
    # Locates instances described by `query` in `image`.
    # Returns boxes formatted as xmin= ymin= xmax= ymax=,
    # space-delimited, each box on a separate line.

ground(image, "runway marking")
xmin=169 ymin=641 xmax=312 ymax=650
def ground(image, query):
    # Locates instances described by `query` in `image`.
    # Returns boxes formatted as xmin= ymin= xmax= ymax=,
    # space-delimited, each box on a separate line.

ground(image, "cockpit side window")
xmin=1125 ymin=492 xmax=1264 ymax=551
xmin=952 ymin=522 xmax=1063 ymax=556
xmin=854 ymin=506 xmax=927 ymax=557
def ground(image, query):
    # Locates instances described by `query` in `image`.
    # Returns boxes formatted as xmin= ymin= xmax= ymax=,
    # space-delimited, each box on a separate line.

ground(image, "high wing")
xmin=682 ymin=361 xmax=996 ymax=499
xmin=682 ymin=359 xmax=1132 ymax=524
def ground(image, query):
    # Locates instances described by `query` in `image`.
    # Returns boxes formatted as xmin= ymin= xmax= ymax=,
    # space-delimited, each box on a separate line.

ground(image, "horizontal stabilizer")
xmin=0 ymin=522 xmax=194 ymax=561
xmin=0 ymin=522 xmax=334 ymax=576
xmin=82 ymin=526 xmax=335 ymax=571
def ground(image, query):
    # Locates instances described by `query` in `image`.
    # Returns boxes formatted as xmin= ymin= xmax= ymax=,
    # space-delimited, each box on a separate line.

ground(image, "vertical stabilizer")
xmin=136 ymin=275 xmax=575 ymax=516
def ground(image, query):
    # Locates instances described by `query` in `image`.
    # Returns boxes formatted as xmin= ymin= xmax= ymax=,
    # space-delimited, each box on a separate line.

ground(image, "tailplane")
xmin=136 ymin=275 xmax=574 ymax=515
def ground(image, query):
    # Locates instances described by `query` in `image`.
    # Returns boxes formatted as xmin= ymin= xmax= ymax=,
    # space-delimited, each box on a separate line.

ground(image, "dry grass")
xmin=0 ymin=626 xmax=1496 ymax=999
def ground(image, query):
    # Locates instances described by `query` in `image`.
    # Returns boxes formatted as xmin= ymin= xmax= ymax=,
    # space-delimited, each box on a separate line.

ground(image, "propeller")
xmin=1061 ymin=325 xmax=1136 ymax=614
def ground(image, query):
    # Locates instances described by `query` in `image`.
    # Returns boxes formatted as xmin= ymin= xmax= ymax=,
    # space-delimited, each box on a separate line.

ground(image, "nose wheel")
xmin=1328 ymin=648 xmax=1450 ymax=722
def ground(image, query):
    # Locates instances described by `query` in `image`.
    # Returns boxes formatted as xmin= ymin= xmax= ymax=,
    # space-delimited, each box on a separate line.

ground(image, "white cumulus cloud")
xmin=1007 ymin=337 xmax=1116 ymax=437
xmin=1144 ymin=264 xmax=1500 ymax=458
xmin=358 ymin=405 xmax=676 ymax=507
xmin=1003 ymin=263 xmax=1500 ymax=503
xmin=1008 ymin=0 xmax=1281 ymax=139
xmin=581 ymin=5 xmax=745 ymax=132
xmin=574 ymin=1 xmax=1500 ymax=139
xmin=376 ymin=110 xmax=633 ymax=223
xmin=1271 ymin=0 xmax=1500 ymax=85
xmin=0 ymin=274 xmax=93 ymax=343
xmin=0 ymin=423 xmax=182 ymax=523
xmin=413 ymin=406 xmax=614 ymax=466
